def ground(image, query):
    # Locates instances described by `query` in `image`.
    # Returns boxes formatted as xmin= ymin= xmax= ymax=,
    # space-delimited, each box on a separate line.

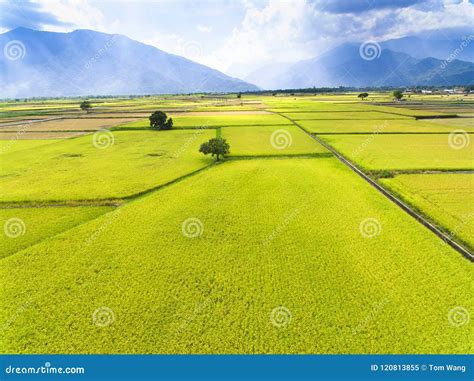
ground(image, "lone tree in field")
xmin=80 ymin=100 xmax=92 ymax=113
xmin=149 ymin=111 xmax=173 ymax=130
xmin=358 ymin=92 xmax=369 ymax=100
xmin=199 ymin=137 xmax=230 ymax=161
xmin=392 ymin=90 xmax=404 ymax=101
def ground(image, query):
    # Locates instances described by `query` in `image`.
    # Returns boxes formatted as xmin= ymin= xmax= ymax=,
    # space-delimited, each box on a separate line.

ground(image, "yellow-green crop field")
xmin=321 ymin=134 xmax=474 ymax=170
xmin=381 ymin=173 xmax=474 ymax=249
xmin=0 ymin=93 xmax=472 ymax=355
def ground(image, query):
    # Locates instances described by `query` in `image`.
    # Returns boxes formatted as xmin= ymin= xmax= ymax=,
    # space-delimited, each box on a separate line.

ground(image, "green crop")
xmin=297 ymin=119 xmax=456 ymax=134
xmin=1 ymin=159 xmax=471 ymax=354
xmin=0 ymin=130 xmax=214 ymax=202
xmin=119 ymin=114 xmax=292 ymax=129
xmin=283 ymin=111 xmax=411 ymax=120
xmin=381 ymin=173 xmax=474 ymax=249
xmin=321 ymin=134 xmax=474 ymax=170
xmin=222 ymin=125 xmax=329 ymax=156
xmin=0 ymin=206 xmax=112 ymax=259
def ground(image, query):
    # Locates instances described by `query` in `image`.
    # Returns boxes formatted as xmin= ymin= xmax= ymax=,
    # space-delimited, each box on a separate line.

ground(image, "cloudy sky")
xmin=1 ymin=0 xmax=473 ymax=76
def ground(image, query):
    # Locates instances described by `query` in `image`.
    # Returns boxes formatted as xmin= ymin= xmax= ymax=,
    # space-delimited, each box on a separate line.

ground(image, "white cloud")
xmin=32 ymin=0 xmax=110 ymax=32
xmin=197 ymin=24 xmax=212 ymax=33
xmin=214 ymin=0 xmax=474 ymax=76
xmin=206 ymin=0 xmax=318 ymax=74
xmin=9 ymin=0 xmax=473 ymax=78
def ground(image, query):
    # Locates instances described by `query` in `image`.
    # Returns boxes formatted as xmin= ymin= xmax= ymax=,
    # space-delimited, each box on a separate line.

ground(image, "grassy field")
xmin=381 ymin=173 xmax=474 ymax=249
xmin=321 ymin=134 xmax=474 ymax=170
xmin=297 ymin=119 xmax=457 ymax=134
xmin=0 ymin=130 xmax=214 ymax=202
xmin=119 ymin=114 xmax=291 ymax=129
xmin=283 ymin=111 xmax=412 ymax=120
xmin=1 ymin=159 xmax=471 ymax=354
xmin=426 ymin=118 xmax=474 ymax=128
xmin=1 ymin=93 xmax=472 ymax=356
xmin=222 ymin=125 xmax=329 ymax=156
xmin=0 ymin=206 xmax=112 ymax=259
xmin=0 ymin=139 xmax=61 ymax=154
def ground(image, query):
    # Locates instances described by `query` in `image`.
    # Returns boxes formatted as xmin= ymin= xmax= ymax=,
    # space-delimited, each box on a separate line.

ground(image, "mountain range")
xmin=0 ymin=27 xmax=258 ymax=98
xmin=1 ymin=27 xmax=473 ymax=97
xmin=245 ymin=43 xmax=474 ymax=89
xmin=245 ymin=29 xmax=474 ymax=89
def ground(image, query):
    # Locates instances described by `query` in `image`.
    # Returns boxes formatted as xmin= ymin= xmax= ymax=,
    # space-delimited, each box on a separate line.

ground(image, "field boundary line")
xmin=0 ymin=206 xmax=121 ymax=261
xmin=0 ymin=116 xmax=64 ymax=128
xmin=0 ymin=164 xmax=217 ymax=209
xmin=277 ymin=113 xmax=474 ymax=262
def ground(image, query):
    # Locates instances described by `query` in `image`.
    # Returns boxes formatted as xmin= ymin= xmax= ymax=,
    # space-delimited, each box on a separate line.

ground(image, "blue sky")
xmin=1 ymin=0 xmax=473 ymax=76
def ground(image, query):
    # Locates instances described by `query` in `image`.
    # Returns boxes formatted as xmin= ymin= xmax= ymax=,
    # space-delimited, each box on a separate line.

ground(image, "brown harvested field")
xmin=0 ymin=117 xmax=139 ymax=132
xmin=0 ymin=116 xmax=59 ymax=125
xmin=0 ymin=131 xmax=88 ymax=139
xmin=78 ymin=113 xmax=152 ymax=118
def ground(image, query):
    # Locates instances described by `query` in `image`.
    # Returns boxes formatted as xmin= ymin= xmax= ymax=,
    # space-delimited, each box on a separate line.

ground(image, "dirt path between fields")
xmin=276 ymin=112 xmax=474 ymax=262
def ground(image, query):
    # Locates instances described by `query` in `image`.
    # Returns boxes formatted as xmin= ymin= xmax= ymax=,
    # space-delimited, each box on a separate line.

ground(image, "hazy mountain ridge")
xmin=0 ymin=27 xmax=259 ymax=98
xmin=245 ymin=30 xmax=474 ymax=89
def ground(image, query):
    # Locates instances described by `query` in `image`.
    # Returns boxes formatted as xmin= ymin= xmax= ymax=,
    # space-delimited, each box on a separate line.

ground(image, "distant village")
xmin=405 ymin=87 xmax=474 ymax=95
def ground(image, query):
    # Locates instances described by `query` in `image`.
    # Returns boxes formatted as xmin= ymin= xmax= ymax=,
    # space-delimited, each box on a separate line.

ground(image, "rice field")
xmin=1 ymin=159 xmax=471 ymax=354
xmin=0 ymin=139 xmax=62 ymax=154
xmin=222 ymin=125 xmax=329 ymax=156
xmin=0 ymin=206 xmax=112 ymax=259
xmin=425 ymin=118 xmax=474 ymax=128
xmin=283 ymin=111 xmax=412 ymax=120
xmin=297 ymin=119 xmax=456 ymax=134
xmin=381 ymin=173 xmax=474 ymax=249
xmin=320 ymin=134 xmax=474 ymax=170
xmin=1 ymin=93 xmax=472 ymax=356
xmin=0 ymin=130 xmax=214 ymax=202
xmin=119 ymin=113 xmax=292 ymax=129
